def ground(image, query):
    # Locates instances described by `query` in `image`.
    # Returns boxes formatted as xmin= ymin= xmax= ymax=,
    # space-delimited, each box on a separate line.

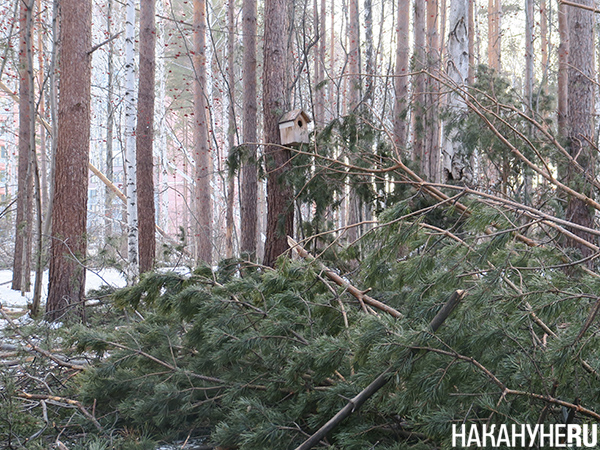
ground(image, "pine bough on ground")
xmin=64 ymin=198 xmax=600 ymax=449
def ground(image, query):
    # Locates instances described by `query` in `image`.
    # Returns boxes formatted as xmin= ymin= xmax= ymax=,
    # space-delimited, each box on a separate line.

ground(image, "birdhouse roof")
xmin=279 ymin=109 xmax=312 ymax=125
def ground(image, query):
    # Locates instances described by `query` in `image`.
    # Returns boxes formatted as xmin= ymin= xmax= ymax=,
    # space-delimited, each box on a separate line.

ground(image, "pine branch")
xmin=294 ymin=289 xmax=466 ymax=450
xmin=288 ymin=236 xmax=403 ymax=319
xmin=411 ymin=346 xmax=600 ymax=421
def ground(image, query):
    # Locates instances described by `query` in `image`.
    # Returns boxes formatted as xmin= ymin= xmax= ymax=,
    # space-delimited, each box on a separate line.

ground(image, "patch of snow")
xmin=0 ymin=268 xmax=127 ymax=311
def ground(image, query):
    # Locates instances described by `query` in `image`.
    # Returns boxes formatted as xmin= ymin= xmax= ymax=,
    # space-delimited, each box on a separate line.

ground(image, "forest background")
xmin=2 ymin=0 xmax=600 ymax=448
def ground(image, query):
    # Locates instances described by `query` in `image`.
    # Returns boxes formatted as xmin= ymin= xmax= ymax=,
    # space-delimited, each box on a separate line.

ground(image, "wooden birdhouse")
xmin=278 ymin=109 xmax=312 ymax=146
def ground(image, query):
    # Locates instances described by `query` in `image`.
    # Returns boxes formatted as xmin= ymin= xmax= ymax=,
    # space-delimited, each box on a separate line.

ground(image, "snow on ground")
xmin=0 ymin=268 xmax=127 ymax=311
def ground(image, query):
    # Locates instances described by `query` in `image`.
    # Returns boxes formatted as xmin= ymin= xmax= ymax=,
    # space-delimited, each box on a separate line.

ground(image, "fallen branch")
xmin=17 ymin=392 xmax=103 ymax=431
xmin=294 ymin=290 xmax=466 ymax=450
xmin=0 ymin=304 xmax=86 ymax=371
xmin=288 ymin=236 xmax=403 ymax=319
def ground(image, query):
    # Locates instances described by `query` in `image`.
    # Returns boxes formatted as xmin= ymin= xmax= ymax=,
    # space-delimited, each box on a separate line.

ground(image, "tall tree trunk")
xmin=156 ymin=0 xmax=169 ymax=232
xmin=104 ymin=0 xmax=114 ymax=243
xmin=565 ymin=0 xmax=595 ymax=258
xmin=540 ymin=0 xmax=548 ymax=79
xmin=346 ymin=0 xmax=361 ymax=243
xmin=12 ymin=0 xmax=33 ymax=293
xmin=240 ymin=0 xmax=258 ymax=257
xmin=36 ymin=0 xmax=47 ymax=213
xmin=225 ymin=0 xmax=236 ymax=259
xmin=443 ymin=0 xmax=470 ymax=182
xmin=363 ymin=0 xmax=375 ymax=105
xmin=425 ymin=0 xmax=440 ymax=181
xmin=467 ymin=0 xmax=475 ymax=84
xmin=348 ymin=0 xmax=360 ymax=110
xmin=124 ymin=0 xmax=138 ymax=280
xmin=313 ymin=0 xmax=325 ymax=129
xmin=524 ymin=0 xmax=534 ymax=111
xmin=47 ymin=0 xmax=91 ymax=321
xmin=262 ymin=0 xmax=293 ymax=267
xmin=412 ymin=0 xmax=426 ymax=168
xmin=193 ymin=0 xmax=213 ymax=264
xmin=557 ymin=2 xmax=569 ymax=137
xmin=28 ymin=0 xmax=43 ymax=315
xmin=393 ymin=0 xmax=409 ymax=150
xmin=136 ymin=0 xmax=157 ymax=274
xmin=488 ymin=0 xmax=501 ymax=71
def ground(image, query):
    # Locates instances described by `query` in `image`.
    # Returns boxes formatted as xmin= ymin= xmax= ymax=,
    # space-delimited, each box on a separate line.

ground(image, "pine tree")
xmin=136 ymin=0 xmax=157 ymax=274
xmin=47 ymin=0 xmax=92 ymax=321
xmin=262 ymin=0 xmax=293 ymax=267
xmin=193 ymin=0 xmax=213 ymax=264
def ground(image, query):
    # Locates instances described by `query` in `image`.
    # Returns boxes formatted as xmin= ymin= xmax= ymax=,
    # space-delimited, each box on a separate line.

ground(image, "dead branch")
xmin=288 ymin=236 xmax=403 ymax=318
xmin=560 ymin=0 xmax=600 ymax=14
xmin=17 ymin=392 xmax=103 ymax=431
xmin=0 ymin=304 xmax=86 ymax=371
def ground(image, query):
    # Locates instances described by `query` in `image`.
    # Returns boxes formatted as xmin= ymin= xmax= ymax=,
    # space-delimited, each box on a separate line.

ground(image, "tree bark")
xmin=156 ymin=0 xmax=169 ymax=232
xmin=46 ymin=0 xmax=91 ymax=321
xmin=262 ymin=0 xmax=293 ymax=267
xmin=442 ymin=0 xmax=470 ymax=182
xmin=225 ymin=0 xmax=236 ymax=259
xmin=348 ymin=0 xmax=360 ymax=110
xmin=557 ymin=2 xmax=569 ymax=137
xmin=193 ymin=0 xmax=213 ymax=265
xmin=524 ymin=0 xmax=534 ymax=111
xmin=393 ymin=0 xmax=409 ymax=152
xmin=12 ymin=0 xmax=33 ymax=293
xmin=425 ymin=0 xmax=440 ymax=181
xmin=124 ymin=0 xmax=139 ymax=280
xmin=240 ymin=0 xmax=258 ymax=258
xmin=467 ymin=0 xmax=475 ymax=84
xmin=104 ymin=0 xmax=115 ymax=244
xmin=488 ymin=0 xmax=501 ymax=71
xmin=540 ymin=0 xmax=548 ymax=76
xmin=565 ymin=0 xmax=595 ymax=258
xmin=313 ymin=0 xmax=325 ymax=129
xmin=136 ymin=0 xmax=157 ymax=274
xmin=412 ymin=0 xmax=426 ymax=169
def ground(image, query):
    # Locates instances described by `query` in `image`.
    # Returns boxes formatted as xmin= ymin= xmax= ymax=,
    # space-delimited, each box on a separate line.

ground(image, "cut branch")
xmin=17 ymin=392 xmax=103 ymax=431
xmin=288 ymin=236 xmax=403 ymax=318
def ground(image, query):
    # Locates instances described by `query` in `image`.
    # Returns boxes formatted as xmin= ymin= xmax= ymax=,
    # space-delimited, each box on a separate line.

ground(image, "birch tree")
xmin=156 ymin=0 xmax=169 ymax=232
xmin=442 ymin=0 xmax=470 ymax=182
xmin=124 ymin=0 xmax=138 ymax=280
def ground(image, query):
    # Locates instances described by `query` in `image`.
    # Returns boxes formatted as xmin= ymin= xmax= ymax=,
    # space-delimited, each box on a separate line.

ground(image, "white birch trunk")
xmin=124 ymin=0 xmax=138 ymax=280
xmin=156 ymin=0 xmax=169 ymax=232
xmin=442 ymin=0 xmax=471 ymax=182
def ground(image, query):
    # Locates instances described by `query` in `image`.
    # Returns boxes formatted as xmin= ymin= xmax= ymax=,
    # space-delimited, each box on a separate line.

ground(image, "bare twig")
xmin=0 ymin=304 xmax=86 ymax=371
xmin=17 ymin=392 xmax=103 ymax=431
